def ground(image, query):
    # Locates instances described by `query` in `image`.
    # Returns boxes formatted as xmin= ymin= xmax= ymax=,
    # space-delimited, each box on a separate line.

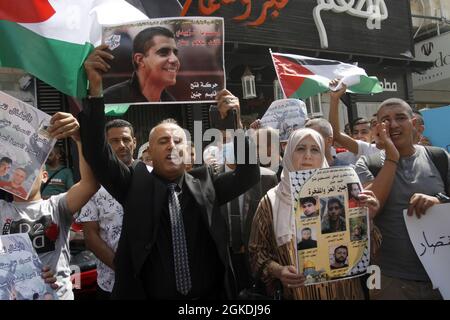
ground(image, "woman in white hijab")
xmin=248 ymin=128 xmax=379 ymax=300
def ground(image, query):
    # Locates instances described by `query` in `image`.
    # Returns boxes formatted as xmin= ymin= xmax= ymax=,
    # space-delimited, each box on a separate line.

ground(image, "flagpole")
xmin=269 ymin=49 xmax=287 ymax=100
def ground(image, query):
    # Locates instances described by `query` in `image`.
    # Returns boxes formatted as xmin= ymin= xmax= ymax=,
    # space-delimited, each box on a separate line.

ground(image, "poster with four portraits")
xmin=290 ymin=166 xmax=370 ymax=285
xmin=102 ymin=16 xmax=225 ymax=106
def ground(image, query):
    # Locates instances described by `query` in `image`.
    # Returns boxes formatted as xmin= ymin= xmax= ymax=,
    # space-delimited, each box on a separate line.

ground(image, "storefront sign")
xmin=182 ymin=0 xmax=409 ymax=58
xmin=379 ymin=78 xmax=398 ymax=92
xmin=354 ymin=70 xmax=406 ymax=102
xmin=313 ymin=0 xmax=388 ymax=48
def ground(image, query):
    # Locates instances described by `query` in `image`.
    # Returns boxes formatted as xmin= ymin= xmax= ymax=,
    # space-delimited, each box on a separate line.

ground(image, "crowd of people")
xmin=0 ymin=35 xmax=448 ymax=301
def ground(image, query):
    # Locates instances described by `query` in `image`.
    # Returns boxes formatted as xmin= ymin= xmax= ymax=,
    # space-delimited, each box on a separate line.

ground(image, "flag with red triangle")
xmin=271 ymin=51 xmax=383 ymax=100
xmin=0 ymin=0 xmax=147 ymax=97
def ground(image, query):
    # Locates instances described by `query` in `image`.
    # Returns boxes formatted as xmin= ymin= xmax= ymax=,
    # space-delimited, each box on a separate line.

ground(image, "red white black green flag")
xmin=271 ymin=51 xmax=383 ymax=100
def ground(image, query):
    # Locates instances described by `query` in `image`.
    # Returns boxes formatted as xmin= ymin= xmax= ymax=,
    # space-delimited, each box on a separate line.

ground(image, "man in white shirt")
xmin=76 ymin=119 xmax=136 ymax=299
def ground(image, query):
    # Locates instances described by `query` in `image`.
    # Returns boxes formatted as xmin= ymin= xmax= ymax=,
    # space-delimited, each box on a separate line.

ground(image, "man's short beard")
xmin=119 ymin=154 xmax=133 ymax=166
xmin=335 ymin=257 xmax=347 ymax=263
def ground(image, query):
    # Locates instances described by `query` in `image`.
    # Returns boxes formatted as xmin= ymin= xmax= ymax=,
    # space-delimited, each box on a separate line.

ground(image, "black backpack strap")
xmin=365 ymin=152 xmax=383 ymax=179
xmin=364 ymin=146 xmax=448 ymax=194
xmin=424 ymin=146 xmax=449 ymax=194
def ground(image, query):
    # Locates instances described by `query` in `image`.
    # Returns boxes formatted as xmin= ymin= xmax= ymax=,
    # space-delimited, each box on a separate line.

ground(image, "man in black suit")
xmin=80 ymin=47 xmax=260 ymax=299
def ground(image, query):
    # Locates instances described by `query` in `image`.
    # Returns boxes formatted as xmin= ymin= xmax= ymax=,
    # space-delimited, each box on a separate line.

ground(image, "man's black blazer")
xmin=78 ymin=97 xmax=260 ymax=299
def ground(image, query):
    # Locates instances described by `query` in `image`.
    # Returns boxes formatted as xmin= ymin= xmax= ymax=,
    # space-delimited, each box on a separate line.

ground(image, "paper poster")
xmin=102 ymin=16 xmax=225 ymax=106
xmin=0 ymin=91 xmax=56 ymax=200
xmin=260 ymin=99 xmax=308 ymax=141
xmin=404 ymin=204 xmax=450 ymax=300
xmin=0 ymin=233 xmax=57 ymax=300
xmin=290 ymin=167 xmax=370 ymax=285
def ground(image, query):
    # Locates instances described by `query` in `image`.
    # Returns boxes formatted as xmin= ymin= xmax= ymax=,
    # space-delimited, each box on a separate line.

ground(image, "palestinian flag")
xmin=0 ymin=0 xmax=147 ymax=98
xmin=271 ymin=51 xmax=383 ymax=100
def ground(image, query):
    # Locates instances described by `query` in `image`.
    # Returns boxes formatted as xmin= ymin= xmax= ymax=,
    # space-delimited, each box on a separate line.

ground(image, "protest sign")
xmin=290 ymin=167 xmax=370 ymax=285
xmin=404 ymin=204 xmax=450 ymax=300
xmin=102 ymin=16 xmax=225 ymax=106
xmin=260 ymin=99 xmax=308 ymax=141
xmin=0 ymin=91 xmax=56 ymax=199
xmin=0 ymin=233 xmax=57 ymax=300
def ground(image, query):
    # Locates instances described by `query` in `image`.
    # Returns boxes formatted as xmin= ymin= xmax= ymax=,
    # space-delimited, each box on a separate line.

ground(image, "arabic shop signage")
xmin=313 ymin=0 xmax=388 ymax=49
xmin=412 ymin=31 xmax=450 ymax=88
xmin=379 ymin=78 xmax=398 ymax=92
xmin=182 ymin=0 xmax=412 ymax=59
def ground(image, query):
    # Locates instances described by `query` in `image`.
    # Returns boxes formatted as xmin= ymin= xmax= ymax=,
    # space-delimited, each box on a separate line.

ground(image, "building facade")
xmin=183 ymin=0 xmax=429 ymax=127
xmin=0 ymin=1 xmax=434 ymax=156
xmin=411 ymin=0 xmax=450 ymax=108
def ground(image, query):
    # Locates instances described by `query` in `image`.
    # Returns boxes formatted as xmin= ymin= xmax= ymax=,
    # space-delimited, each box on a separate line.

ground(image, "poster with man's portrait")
xmin=297 ymin=226 xmax=318 ymax=251
xmin=102 ymin=17 xmax=225 ymax=106
xmin=0 ymin=91 xmax=56 ymax=200
xmin=320 ymin=195 xmax=347 ymax=234
xmin=329 ymin=244 xmax=350 ymax=271
xmin=299 ymin=196 xmax=320 ymax=220
xmin=290 ymin=167 xmax=370 ymax=284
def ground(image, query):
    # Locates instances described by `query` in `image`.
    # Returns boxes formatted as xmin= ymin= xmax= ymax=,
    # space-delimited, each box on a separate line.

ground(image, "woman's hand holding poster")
xmin=290 ymin=166 xmax=370 ymax=285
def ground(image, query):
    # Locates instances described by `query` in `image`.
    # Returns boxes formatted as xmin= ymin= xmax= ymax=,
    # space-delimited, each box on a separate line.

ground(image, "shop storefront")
xmin=2 ymin=1 xmax=432 ymax=153
xmin=413 ymin=31 xmax=450 ymax=107
xmin=183 ymin=0 xmax=430 ymax=126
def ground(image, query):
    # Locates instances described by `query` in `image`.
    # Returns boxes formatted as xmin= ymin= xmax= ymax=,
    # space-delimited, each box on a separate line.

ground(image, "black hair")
xmin=0 ymin=157 xmax=12 ymax=164
xmin=300 ymin=197 xmax=317 ymax=206
xmin=348 ymin=183 xmax=361 ymax=199
xmin=132 ymin=27 xmax=175 ymax=69
xmin=350 ymin=117 xmax=370 ymax=133
xmin=302 ymin=227 xmax=312 ymax=233
xmin=334 ymin=245 xmax=348 ymax=255
xmin=52 ymin=144 xmax=65 ymax=159
xmin=412 ymin=109 xmax=425 ymax=126
xmin=328 ymin=197 xmax=344 ymax=210
xmin=105 ymin=119 xmax=135 ymax=137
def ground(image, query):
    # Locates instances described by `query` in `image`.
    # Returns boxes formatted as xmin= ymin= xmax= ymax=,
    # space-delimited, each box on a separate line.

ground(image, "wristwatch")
xmin=435 ymin=192 xmax=450 ymax=203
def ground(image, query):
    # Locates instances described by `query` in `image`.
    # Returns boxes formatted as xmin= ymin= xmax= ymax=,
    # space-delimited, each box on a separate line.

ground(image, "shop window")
xmin=305 ymin=94 xmax=323 ymax=117
xmin=273 ymin=79 xmax=285 ymax=100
